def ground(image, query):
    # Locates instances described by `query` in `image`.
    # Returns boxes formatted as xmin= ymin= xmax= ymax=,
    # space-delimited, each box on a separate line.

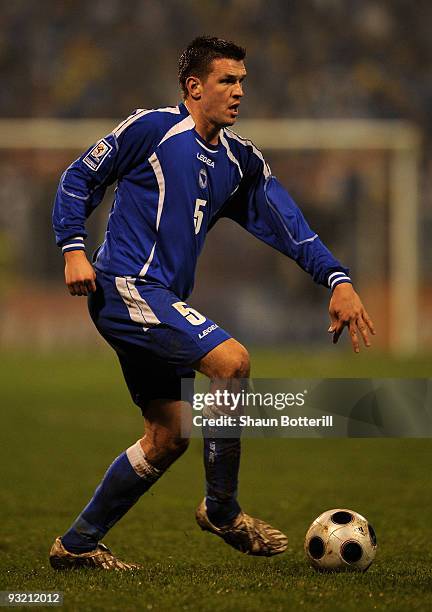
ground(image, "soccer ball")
xmin=304 ymin=508 xmax=377 ymax=572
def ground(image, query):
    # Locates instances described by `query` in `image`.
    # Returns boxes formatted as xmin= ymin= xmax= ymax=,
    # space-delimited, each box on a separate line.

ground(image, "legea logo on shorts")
xmin=199 ymin=323 xmax=218 ymax=339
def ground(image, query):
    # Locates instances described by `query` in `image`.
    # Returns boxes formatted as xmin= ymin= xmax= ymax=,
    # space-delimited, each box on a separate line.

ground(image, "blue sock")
xmin=61 ymin=441 xmax=161 ymax=553
xmin=203 ymin=435 xmax=241 ymax=527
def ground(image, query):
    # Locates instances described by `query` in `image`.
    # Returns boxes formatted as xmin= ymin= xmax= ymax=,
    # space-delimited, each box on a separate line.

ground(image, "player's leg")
xmin=50 ymin=395 xmax=191 ymax=570
xmin=193 ymin=338 xmax=288 ymax=556
xmin=52 ymin=343 xmax=192 ymax=562
xmin=193 ymin=338 xmax=249 ymax=527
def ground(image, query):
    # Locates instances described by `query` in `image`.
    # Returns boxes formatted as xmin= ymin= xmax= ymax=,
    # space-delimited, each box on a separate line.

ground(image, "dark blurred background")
xmin=0 ymin=0 xmax=431 ymax=354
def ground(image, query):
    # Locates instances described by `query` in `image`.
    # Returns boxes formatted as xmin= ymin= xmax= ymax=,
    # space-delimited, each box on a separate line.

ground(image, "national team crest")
xmin=199 ymin=167 xmax=207 ymax=189
xmin=83 ymin=138 xmax=113 ymax=171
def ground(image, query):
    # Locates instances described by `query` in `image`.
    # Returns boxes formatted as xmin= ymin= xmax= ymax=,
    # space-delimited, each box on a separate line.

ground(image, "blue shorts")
xmin=88 ymin=271 xmax=231 ymax=412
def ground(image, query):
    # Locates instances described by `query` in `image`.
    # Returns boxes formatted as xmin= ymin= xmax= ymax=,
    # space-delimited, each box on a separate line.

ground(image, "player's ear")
xmin=186 ymin=76 xmax=202 ymax=100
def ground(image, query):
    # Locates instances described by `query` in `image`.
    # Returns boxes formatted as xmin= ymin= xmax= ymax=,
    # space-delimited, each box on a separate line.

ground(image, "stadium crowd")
xmin=1 ymin=0 xmax=431 ymax=131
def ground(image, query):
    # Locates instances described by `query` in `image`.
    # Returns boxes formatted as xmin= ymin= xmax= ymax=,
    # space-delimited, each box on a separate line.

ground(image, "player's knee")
xmin=195 ymin=339 xmax=250 ymax=380
xmin=232 ymin=344 xmax=250 ymax=378
xmin=213 ymin=343 xmax=250 ymax=379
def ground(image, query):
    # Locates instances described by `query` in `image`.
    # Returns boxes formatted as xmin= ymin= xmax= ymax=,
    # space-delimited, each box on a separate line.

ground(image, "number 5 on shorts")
xmin=172 ymin=302 xmax=206 ymax=326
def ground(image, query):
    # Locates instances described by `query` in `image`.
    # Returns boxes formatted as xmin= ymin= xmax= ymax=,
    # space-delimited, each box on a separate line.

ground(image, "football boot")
xmin=195 ymin=499 xmax=288 ymax=556
xmin=49 ymin=537 xmax=141 ymax=571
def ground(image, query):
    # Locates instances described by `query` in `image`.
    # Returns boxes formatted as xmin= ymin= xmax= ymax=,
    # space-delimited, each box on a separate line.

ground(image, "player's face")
xmin=200 ymin=58 xmax=246 ymax=128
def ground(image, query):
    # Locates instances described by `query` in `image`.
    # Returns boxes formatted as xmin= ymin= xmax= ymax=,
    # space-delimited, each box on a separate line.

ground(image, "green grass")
xmin=0 ymin=350 xmax=431 ymax=611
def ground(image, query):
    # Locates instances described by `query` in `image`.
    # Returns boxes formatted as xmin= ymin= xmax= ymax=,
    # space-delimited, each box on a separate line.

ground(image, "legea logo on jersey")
xmin=197 ymin=152 xmax=215 ymax=168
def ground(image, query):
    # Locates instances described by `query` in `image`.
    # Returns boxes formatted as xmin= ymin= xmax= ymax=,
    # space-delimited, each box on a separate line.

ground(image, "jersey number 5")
xmin=194 ymin=198 xmax=207 ymax=234
xmin=172 ymin=302 xmax=206 ymax=326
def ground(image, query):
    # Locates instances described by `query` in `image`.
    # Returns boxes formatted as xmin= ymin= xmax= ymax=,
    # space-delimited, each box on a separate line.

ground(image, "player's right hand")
xmin=64 ymin=250 xmax=97 ymax=296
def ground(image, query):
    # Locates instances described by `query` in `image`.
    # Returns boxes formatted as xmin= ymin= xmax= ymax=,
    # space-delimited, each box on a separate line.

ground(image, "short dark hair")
xmin=178 ymin=36 xmax=246 ymax=98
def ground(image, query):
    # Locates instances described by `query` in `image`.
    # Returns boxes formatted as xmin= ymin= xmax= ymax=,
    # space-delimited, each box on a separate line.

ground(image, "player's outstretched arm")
xmin=64 ymin=250 xmax=96 ymax=297
xmin=328 ymin=283 xmax=375 ymax=353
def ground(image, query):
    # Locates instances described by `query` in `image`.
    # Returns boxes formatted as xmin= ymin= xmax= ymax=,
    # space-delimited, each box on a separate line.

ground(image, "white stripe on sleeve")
xmin=62 ymin=243 xmax=85 ymax=251
xmin=330 ymin=275 xmax=352 ymax=290
xmin=328 ymin=271 xmax=346 ymax=285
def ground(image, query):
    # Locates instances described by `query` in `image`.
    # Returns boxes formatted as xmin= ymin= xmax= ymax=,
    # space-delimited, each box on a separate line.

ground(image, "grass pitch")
xmin=1 ymin=350 xmax=431 ymax=611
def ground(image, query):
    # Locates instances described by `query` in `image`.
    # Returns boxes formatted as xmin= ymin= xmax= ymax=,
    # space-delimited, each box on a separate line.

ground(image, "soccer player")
xmin=50 ymin=36 xmax=374 ymax=570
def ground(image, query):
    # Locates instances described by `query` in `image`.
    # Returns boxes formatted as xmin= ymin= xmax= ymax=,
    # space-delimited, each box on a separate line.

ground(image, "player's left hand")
xmin=328 ymin=283 xmax=375 ymax=353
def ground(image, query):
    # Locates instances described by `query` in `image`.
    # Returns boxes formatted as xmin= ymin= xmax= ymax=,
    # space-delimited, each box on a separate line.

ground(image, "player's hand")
xmin=328 ymin=283 xmax=375 ymax=353
xmin=64 ymin=250 xmax=97 ymax=296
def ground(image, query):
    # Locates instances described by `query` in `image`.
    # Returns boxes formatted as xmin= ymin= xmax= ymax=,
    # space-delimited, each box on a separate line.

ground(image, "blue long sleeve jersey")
xmin=53 ymin=102 xmax=351 ymax=300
